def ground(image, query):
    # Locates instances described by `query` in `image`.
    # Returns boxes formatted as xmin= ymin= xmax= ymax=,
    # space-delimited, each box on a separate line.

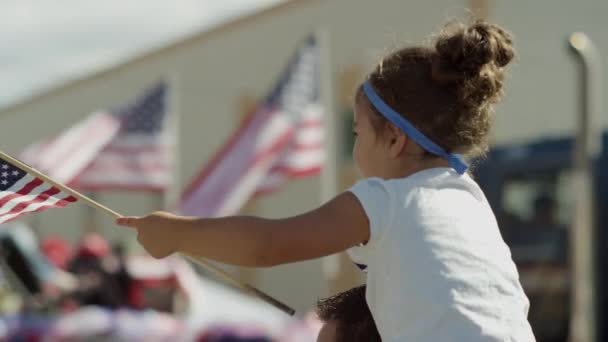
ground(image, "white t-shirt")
xmin=347 ymin=168 xmax=535 ymax=342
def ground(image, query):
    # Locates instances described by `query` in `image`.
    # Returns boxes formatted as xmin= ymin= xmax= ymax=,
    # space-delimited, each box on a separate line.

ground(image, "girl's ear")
xmin=385 ymin=123 xmax=407 ymax=158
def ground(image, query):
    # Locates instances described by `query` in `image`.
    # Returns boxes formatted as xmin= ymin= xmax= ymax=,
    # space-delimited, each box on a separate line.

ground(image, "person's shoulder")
xmin=352 ymin=177 xmax=427 ymax=220
xmin=351 ymin=177 xmax=422 ymax=204
xmin=353 ymin=176 xmax=421 ymax=191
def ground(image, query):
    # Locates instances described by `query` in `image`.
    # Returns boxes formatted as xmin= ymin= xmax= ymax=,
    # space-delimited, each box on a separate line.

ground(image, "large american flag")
xmin=73 ymin=82 xmax=171 ymax=191
xmin=0 ymin=157 xmax=77 ymax=224
xmin=179 ymin=37 xmax=323 ymax=217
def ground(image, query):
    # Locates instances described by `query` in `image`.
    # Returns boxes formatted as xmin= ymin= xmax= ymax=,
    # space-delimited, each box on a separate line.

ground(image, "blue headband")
xmin=362 ymin=80 xmax=468 ymax=174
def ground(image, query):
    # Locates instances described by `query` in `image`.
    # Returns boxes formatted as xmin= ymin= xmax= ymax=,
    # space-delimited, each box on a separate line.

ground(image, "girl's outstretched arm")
xmin=116 ymin=192 xmax=370 ymax=267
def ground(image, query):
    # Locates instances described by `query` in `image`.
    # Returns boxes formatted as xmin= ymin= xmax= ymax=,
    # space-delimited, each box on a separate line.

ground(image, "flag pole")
xmin=0 ymin=149 xmax=295 ymax=316
xmin=163 ymin=75 xmax=181 ymax=210
xmin=568 ymin=32 xmax=602 ymax=342
xmin=317 ymin=28 xmax=341 ymax=286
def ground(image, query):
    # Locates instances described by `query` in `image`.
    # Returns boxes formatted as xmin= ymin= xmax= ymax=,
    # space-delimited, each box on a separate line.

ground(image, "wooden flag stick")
xmin=0 ymin=150 xmax=295 ymax=316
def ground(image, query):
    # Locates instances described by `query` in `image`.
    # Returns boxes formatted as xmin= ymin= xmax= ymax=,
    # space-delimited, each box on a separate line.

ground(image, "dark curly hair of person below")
xmin=315 ymin=285 xmax=381 ymax=342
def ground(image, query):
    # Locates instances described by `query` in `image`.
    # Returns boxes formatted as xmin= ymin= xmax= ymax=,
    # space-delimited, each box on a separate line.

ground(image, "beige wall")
xmin=490 ymin=0 xmax=608 ymax=145
xmin=5 ymin=0 xmax=603 ymax=314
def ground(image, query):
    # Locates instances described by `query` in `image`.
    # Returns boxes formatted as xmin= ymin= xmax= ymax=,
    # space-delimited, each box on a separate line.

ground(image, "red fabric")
xmin=128 ymin=276 xmax=178 ymax=309
xmin=41 ymin=237 xmax=73 ymax=269
xmin=76 ymin=233 xmax=110 ymax=259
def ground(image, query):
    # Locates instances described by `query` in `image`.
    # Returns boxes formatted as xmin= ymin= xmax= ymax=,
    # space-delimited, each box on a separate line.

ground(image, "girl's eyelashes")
xmin=352 ymin=131 xmax=358 ymax=137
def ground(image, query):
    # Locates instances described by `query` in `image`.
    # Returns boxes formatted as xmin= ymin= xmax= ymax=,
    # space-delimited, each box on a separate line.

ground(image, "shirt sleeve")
xmin=348 ymin=177 xmax=394 ymax=246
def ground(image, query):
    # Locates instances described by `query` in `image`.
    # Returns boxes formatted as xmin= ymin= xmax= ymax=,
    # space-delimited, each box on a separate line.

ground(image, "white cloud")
xmin=0 ymin=0 xmax=284 ymax=108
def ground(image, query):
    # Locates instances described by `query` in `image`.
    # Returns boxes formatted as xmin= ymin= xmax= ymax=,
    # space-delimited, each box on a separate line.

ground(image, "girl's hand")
xmin=116 ymin=211 xmax=190 ymax=259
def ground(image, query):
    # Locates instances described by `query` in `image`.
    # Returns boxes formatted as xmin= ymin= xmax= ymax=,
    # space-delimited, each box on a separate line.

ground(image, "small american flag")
xmin=179 ymin=36 xmax=323 ymax=217
xmin=0 ymin=157 xmax=76 ymax=224
xmin=73 ymin=82 xmax=171 ymax=191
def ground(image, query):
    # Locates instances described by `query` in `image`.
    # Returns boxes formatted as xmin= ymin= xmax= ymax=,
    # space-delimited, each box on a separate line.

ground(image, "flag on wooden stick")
xmin=0 ymin=154 xmax=77 ymax=224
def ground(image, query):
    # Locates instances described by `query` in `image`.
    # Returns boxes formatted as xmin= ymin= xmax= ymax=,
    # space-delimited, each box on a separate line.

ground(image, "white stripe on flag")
xmin=277 ymin=149 xmax=325 ymax=170
xmin=299 ymin=103 xmax=323 ymax=121
xmin=0 ymin=182 xmax=53 ymax=216
xmin=293 ymin=127 xmax=323 ymax=145
xmin=255 ymin=113 xmax=293 ymax=151
xmin=0 ymin=193 xmax=71 ymax=223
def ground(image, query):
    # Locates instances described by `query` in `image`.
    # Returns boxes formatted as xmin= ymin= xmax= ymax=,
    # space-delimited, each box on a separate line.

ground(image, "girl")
xmin=117 ymin=20 xmax=535 ymax=341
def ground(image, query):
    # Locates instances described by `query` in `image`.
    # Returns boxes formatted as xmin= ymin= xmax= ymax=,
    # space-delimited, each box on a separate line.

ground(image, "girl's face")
xmin=352 ymin=88 xmax=453 ymax=180
xmin=352 ymin=97 xmax=391 ymax=178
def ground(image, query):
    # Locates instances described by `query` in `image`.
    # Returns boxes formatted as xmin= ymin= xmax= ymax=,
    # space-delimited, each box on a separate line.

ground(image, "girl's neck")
xmin=383 ymin=157 xmax=451 ymax=180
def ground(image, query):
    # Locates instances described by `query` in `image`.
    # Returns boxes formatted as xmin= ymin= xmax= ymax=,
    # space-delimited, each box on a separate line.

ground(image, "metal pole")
xmin=568 ymin=32 xmax=602 ymax=342
xmin=164 ymin=74 xmax=181 ymax=210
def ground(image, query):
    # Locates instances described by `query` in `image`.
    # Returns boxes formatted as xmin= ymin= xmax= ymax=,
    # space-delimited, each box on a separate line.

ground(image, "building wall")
xmin=490 ymin=0 xmax=608 ymax=145
xmin=4 ymin=0 xmax=603 ymax=314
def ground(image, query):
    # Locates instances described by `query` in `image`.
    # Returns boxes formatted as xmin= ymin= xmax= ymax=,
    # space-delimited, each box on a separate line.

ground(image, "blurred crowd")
xmin=0 ymin=223 xmax=322 ymax=341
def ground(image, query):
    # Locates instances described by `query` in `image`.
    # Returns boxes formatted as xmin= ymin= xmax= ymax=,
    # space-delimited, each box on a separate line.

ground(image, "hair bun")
xmin=435 ymin=20 xmax=514 ymax=74
xmin=432 ymin=20 xmax=515 ymax=103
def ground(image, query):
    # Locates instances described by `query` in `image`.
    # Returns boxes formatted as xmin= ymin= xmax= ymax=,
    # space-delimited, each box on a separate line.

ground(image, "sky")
xmin=0 ymin=0 xmax=284 ymax=109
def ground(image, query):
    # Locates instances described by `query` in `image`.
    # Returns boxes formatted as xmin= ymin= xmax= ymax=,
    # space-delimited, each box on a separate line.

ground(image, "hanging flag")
xmin=73 ymin=82 xmax=171 ymax=191
xmin=0 ymin=156 xmax=77 ymax=224
xmin=179 ymin=36 xmax=323 ymax=217
xmin=22 ymin=82 xmax=171 ymax=192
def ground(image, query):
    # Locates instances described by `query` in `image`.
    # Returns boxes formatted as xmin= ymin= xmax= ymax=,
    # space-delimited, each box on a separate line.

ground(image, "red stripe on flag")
xmin=0 ymin=178 xmax=43 ymax=208
xmin=267 ymin=164 xmax=323 ymax=176
xmin=290 ymin=142 xmax=324 ymax=150
xmin=250 ymin=129 xmax=295 ymax=165
xmin=0 ymin=187 xmax=62 ymax=219
xmin=1 ymin=194 xmax=76 ymax=224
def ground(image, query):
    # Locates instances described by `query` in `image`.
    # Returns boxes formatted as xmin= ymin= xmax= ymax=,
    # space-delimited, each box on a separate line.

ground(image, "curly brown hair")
xmin=359 ymin=20 xmax=515 ymax=158
xmin=315 ymin=285 xmax=381 ymax=342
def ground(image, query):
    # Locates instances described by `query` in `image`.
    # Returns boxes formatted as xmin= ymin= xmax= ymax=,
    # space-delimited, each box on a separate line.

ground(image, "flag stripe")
xmin=0 ymin=186 xmax=61 ymax=218
xmin=0 ymin=182 xmax=57 ymax=216
xmin=0 ymin=177 xmax=43 ymax=206
xmin=0 ymin=194 xmax=76 ymax=224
